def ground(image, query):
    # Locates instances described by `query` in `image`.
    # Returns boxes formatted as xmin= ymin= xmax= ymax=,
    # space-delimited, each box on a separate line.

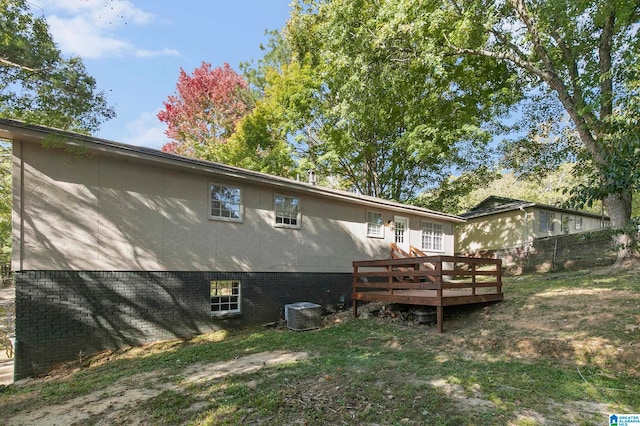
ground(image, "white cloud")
xmin=47 ymin=15 xmax=132 ymax=59
xmin=135 ymin=48 xmax=180 ymax=59
xmin=40 ymin=0 xmax=154 ymax=27
xmin=122 ymin=111 xmax=170 ymax=149
xmin=35 ymin=0 xmax=179 ymax=59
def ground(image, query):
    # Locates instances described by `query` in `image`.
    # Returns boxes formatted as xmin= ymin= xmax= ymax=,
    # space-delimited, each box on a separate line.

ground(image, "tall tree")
xmin=0 ymin=0 xmax=115 ymax=132
xmin=158 ymin=62 xmax=295 ymax=176
xmin=240 ymin=29 xmax=293 ymax=95
xmin=378 ymin=0 xmax=639 ymax=259
xmin=0 ymin=0 xmax=115 ymax=263
xmin=277 ymin=0 xmax=517 ymax=201
xmin=158 ymin=62 xmax=253 ymax=157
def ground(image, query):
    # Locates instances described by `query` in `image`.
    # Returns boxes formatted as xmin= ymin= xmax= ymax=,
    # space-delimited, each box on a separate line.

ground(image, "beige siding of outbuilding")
xmin=528 ymin=209 xmax=605 ymax=239
xmin=12 ymin=139 xmax=455 ymax=273
xmin=457 ymin=207 xmax=607 ymax=254
xmin=457 ymin=209 xmax=530 ymax=253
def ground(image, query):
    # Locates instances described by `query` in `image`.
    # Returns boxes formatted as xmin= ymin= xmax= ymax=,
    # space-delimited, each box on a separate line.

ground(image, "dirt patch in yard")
xmin=7 ymin=351 xmax=308 ymax=426
xmin=4 ymin=266 xmax=639 ymax=424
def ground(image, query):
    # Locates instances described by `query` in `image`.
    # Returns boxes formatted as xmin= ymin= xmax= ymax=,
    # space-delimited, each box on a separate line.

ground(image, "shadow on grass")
xmin=2 ymin=266 xmax=640 ymax=424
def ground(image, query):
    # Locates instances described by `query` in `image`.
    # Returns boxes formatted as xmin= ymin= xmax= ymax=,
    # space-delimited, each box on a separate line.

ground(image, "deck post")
xmin=496 ymin=259 xmax=502 ymax=294
xmin=352 ymin=263 xmax=358 ymax=317
xmin=436 ymin=258 xmax=443 ymax=333
xmin=471 ymin=263 xmax=476 ymax=295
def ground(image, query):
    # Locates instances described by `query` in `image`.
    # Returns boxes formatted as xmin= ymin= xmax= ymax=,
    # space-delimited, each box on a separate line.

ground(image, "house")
xmin=457 ymin=195 xmax=609 ymax=260
xmin=0 ymin=118 xmax=464 ymax=379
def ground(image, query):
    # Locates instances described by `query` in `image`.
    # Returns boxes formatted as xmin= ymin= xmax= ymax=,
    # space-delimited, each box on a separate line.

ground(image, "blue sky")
xmin=33 ymin=0 xmax=293 ymax=149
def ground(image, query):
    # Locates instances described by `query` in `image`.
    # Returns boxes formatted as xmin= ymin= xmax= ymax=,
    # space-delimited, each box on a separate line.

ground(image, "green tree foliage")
xmin=415 ymin=166 xmax=502 ymax=215
xmin=418 ymin=163 xmax=601 ymax=216
xmin=287 ymin=0 xmax=637 ymax=257
xmin=0 ymin=0 xmax=116 ymax=263
xmin=240 ymin=29 xmax=292 ymax=95
xmin=222 ymin=107 xmax=296 ymax=177
xmin=0 ymin=0 xmax=115 ymax=133
xmin=0 ymin=142 xmax=10 ymax=263
xmin=396 ymin=0 xmax=638 ymax=258
xmin=269 ymin=0 xmax=519 ymax=201
xmin=159 ymin=62 xmax=295 ymax=177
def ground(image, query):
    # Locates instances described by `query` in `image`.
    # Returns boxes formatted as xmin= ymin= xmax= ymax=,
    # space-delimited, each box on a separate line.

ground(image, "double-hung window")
xmin=210 ymin=183 xmax=242 ymax=221
xmin=421 ymin=221 xmax=443 ymax=252
xmin=211 ymin=280 xmax=241 ymax=316
xmin=275 ymin=195 xmax=300 ymax=228
xmin=540 ymin=211 xmax=555 ymax=233
xmin=366 ymin=211 xmax=384 ymax=238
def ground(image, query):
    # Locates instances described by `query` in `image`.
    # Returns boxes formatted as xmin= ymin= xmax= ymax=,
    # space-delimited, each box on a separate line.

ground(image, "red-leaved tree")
xmin=158 ymin=62 xmax=253 ymax=157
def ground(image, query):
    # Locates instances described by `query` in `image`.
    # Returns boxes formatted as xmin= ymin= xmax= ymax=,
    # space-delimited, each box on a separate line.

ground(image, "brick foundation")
xmin=14 ymin=271 xmax=352 ymax=380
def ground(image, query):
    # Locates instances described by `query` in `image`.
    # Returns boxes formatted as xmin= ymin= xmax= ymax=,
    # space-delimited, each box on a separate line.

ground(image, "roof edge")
xmin=462 ymin=198 xmax=609 ymax=220
xmin=0 ymin=118 xmax=465 ymax=223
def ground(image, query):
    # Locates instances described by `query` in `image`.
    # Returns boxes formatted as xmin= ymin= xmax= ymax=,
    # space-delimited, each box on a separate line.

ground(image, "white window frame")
xmin=274 ymin=194 xmax=301 ymax=229
xmin=211 ymin=280 xmax=241 ymax=316
xmin=575 ymin=216 xmax=583 ymax=231
xmin=209 ymin=183 xmax=243 ymax=222
xmin=366 ymin=210 xmax=384 ymax=238
xmin=421 ymin=220 xmax=444 ymax=252
xmin=540 ymin=211 xmax=555 ymax=233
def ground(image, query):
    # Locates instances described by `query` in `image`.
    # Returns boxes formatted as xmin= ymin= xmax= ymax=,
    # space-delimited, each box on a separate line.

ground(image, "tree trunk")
xmin=603 ymin=190 xmax=636 ymax=261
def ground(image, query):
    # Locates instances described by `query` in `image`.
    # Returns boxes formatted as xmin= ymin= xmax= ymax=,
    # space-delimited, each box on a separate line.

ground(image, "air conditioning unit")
xmin=285 ymin=302 xmax=321 ymax=331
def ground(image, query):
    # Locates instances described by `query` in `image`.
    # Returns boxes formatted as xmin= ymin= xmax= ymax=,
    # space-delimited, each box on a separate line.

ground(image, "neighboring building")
xmin=457 ymin=196 xmax=609 ymax=259
xmin=0 ymin=119 xmax=463 ymax=379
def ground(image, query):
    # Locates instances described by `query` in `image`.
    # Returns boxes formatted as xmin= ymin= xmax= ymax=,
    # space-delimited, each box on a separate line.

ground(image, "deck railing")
xmin=352 ymin=255 xmax=502 ymax=332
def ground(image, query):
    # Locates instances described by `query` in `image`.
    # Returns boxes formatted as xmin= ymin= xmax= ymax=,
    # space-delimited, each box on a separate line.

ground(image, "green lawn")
xmin=1 ymin=266 xmax=638 ymax=425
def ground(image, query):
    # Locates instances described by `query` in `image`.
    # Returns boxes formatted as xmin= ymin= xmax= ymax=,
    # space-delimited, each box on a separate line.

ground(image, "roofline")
xmin=468 ymin=195 xmax=526 ymax=210
xmin=0 ymin=118 xmax=465 ymax=223
xmin=462 ymin=196 xmax=609 ymax=220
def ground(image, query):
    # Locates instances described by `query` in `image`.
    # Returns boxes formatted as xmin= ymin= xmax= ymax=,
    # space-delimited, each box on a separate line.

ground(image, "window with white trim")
xmin=211 ymin=280 xmax=241 ymax=316
xmin=575 ymin=217 xmax=583 ymax=230
xmin=421 ymin=221 xmax=444 ymax=252
xmin=366 ymin=211 xmax=384 ymax=237
xmin=274 ymin=195 xmax=300 ymax=228
xmin=210 ymin=184 xmax=242 ymax=221
xmin=540 ymin=211 xmax=555 ymax=232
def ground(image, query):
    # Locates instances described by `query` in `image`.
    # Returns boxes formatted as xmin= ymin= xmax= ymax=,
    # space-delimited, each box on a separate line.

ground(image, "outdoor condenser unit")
xmin=284 ymin=302 xmax=321 ymax=331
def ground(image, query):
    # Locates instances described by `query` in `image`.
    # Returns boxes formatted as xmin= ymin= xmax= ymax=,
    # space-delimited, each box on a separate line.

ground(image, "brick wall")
xmin=14 ymin=271 xmax=352 ymax=379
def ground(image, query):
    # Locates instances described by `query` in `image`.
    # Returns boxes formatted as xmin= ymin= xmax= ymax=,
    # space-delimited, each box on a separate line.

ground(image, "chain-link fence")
xmin=0 ymin=264 xmax=12 ymax=289
xmin=461 ymin=229 xmax=619 ymax=274
xmin=0 ymin=302 xmax=14 ymax=358
xmin=0 ymin=264 xmax=14 ymax=358
xmin=522 ymin=229 xmax=617 ymax=273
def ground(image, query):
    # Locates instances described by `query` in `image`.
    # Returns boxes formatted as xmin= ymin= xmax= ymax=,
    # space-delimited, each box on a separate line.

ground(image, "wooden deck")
xmin=352 ymin=253 xmax=503 ymax=332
